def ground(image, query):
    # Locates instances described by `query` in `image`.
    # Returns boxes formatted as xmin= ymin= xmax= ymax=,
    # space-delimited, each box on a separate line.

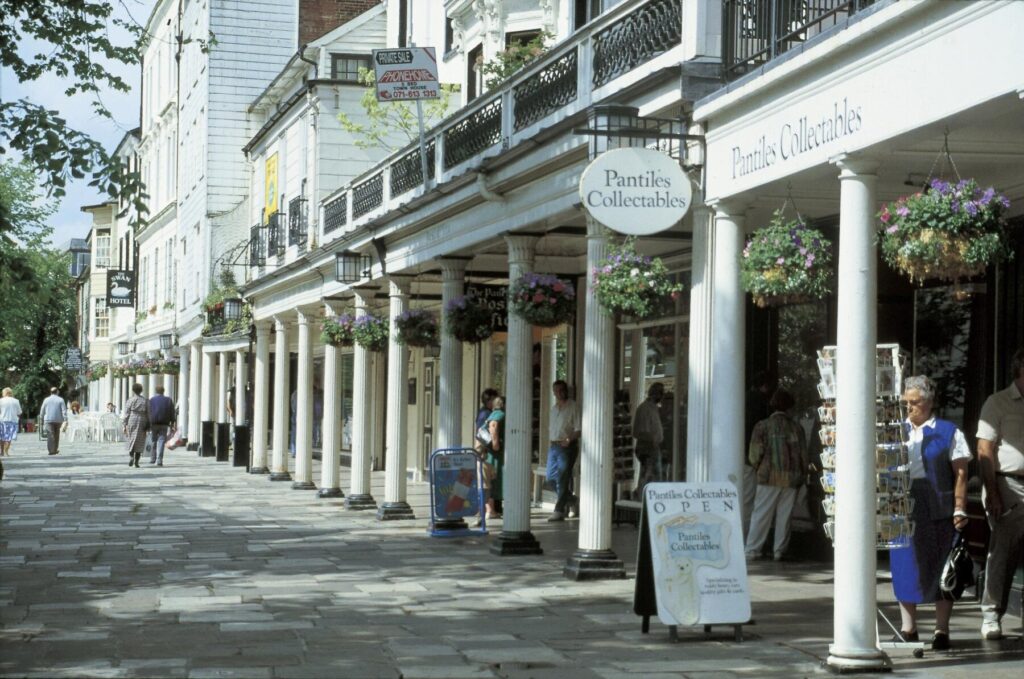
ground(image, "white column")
xmin=250 ymin=322 xmax=271 ymax=473
xmin=491 ymin=235 xmax=542 ymax=555
xmin=538 ymin=336 xmax=556 ymax=478
xmin=200 ymin=349 xmax=215 ymax=456
xmin=105 ymin=373 xmax=115 ymax=412
xmin=708 ymin=202 xmax=747 ymax=491
xmin=438 ymin=258 xmax=468 ymax=450
xmin=319 ymin=306 xmax=343 ymax=497
xmin=378 ymin=276 xmax=415 ymax=519
xmin=828 ymin=156 xmax=885 ymax=670
xmin=234 ymin=350 xmax=247 ymax=426
xmin=140 ymin=373 xmax=151 ymax=399
xmin=293 ymin=308 xmax=316 ymax=490
xmin=270 ymin=318 xmax=292 ymax=481
xmin=217 ymin=352 xmax=229 ymax=424
xmin=686 ymin=202 xmax=715 ymax=482
xmin=346 ymin=288 xmax=378 ymax=509
xmin=566 ymin=216 xmax=624 ymax=578
xmin=188 ymin=344 xmax=201 ymax=450
xmin=178 ymin=349 xmax=190 ymax=436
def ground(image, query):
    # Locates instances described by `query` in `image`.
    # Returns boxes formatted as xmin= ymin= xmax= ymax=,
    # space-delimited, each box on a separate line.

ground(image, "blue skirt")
xmin=0 ymin=421 xmax=17 ymax=442
xmin=890 ymin=481 xmax=956 ymax=604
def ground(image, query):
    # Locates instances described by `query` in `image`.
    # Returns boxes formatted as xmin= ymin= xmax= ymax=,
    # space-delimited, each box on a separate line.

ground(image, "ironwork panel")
xmin=513 ymin=49 xmax=579 ymax=132
xmin=323 ymin=194 xmax=348 ymax=234
xmin=443 ymin=97 xmax=503 ymax=170
xmin=352 ymin=172 xmax=384 ymax=219
xmin=249 ymin=225 xmax=265 ymax=268
xmin=266 ymin=213 xmax=285 ymax=257
xmin=288 ymin=196 xmax=308 ymax=249
xmin=390 ymin=141 xmax=437 ymax=197
xmin=592 ymin=0 xmax=682 ymax=88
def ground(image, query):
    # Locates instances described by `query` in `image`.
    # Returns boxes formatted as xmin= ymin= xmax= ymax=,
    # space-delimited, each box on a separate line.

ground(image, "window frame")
xmin=329 ymin=53 xmax=371 ymax=83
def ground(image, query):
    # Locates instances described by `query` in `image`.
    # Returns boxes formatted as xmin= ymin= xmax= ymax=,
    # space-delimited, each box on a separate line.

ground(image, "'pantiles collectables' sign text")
xmin=579 ymin=147 xmax=692 ymax=235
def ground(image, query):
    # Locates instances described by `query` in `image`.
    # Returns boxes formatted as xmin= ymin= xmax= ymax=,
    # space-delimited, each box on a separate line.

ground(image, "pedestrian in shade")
xmin=148 ymin=385 xmax=175 ymax=466
xmin=122 ymin=383 xmax=149 ymax=468
xmin=547 ymin=380 xmax=581 ymax=522
xmin=484 ymin=396 xmax=506 ymax=520
xmin=38 ymin=387 xmax=67 ymax=456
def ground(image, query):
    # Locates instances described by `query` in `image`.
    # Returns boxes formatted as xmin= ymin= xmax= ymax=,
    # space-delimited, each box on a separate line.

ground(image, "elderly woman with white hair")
xmin=889 ymin=375 xmax=971 ymax=651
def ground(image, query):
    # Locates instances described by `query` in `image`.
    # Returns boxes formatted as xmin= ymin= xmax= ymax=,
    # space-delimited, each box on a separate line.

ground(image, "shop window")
xmin=330 ymin=54 xmax=370 ymax=83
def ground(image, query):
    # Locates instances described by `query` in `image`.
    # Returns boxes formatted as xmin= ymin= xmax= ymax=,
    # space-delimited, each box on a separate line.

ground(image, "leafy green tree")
xmin=478 ymin=32 xmax=552 ymax=91
xmin=0 ymin=162 xmax=77 ymax=414
xmin=338 ymin=69 xmax=458 ymax=152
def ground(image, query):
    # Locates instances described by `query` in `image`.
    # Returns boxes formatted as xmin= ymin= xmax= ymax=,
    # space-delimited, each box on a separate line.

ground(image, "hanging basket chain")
xmin=924 ymin=128 xmax=963 ymax=188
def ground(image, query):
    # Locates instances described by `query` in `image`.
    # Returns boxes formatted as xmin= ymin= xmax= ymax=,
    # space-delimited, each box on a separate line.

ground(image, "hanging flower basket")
xmin=351 ymin=314 xmax=389 ymax=353
xmin=321 ymin=313 xmax=356 ymax=346
xmin=741 ymin=210 xmax=834 ymax=308
xmin=85 ymin=363 xmax=108 ymax=381
xmin=592 ymin=238 xmax=684 ymax=319
xmin=159 ymin=359 xmax=180 ymax=375
xmin=395 ymin=309 xmax=438 ymax=348
xmin=444 ymin=294 xmax=494 ymax=343
xmin=879 ymin=178 xmax=1013 ymax=284
xmin=509 ymin=273 xmax=576 ymax=328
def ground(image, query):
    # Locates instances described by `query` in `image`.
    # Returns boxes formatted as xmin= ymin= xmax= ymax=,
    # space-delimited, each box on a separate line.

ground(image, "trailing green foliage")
xmin=478 ymin=32 xmax=552 ymax=91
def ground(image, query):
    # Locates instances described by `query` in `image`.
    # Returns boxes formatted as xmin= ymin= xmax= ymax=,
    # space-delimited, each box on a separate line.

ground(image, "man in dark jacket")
xmin=148 ymin=386 xmax=175 ymax=466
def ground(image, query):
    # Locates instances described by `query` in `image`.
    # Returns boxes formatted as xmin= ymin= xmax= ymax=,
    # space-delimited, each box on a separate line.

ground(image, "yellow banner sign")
xmin=264 ymin=153 xmax=279 ymax=222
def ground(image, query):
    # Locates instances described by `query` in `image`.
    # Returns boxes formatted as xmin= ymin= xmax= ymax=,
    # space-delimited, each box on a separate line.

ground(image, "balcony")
xmin=266 ymin=212 xmax=285 ymax=259
xmin=316 ymin=0 xmax=684 ymax=247
xmin=723 ymin=0 xmax=878 ymax=80
xmin=288 ymin=196 xmax=308 ymax=250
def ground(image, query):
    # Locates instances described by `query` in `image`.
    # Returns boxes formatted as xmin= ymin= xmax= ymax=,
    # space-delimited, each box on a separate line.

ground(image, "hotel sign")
xmin=579 ymin=148 xmax=692 ymax=235
xmin=106 ymin=269 xmax=136 ymax=308
xmin=373 ymin=47 xmax=439 ymax=101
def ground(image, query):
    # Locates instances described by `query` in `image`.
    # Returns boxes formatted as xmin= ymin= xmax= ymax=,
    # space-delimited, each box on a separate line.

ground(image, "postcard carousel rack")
xmin=817 ymin=344 xmax=914 ymax=550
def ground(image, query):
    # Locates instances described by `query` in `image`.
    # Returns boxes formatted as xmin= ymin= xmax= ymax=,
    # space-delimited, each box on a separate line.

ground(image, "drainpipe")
xmin=475 ymin=172 xmax=504 ymax=202
xmin=298 ymin=44 xmax=318 ymax=79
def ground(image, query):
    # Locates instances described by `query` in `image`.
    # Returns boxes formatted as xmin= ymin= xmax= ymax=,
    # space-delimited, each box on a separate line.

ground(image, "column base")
xmin=490 ymin=531 xmax=543 ymax=556
xmin=291 ymin=481 xmax=317 ymax=490
xmin=249 ymin=467 xmax=270 ymax=475
xmin=563 ymin=548 xmax=626 ymax=581
xmin=376 ymin=502 xmax=416 ymax=521
xmin=317 ymin=487 xmax=344 ymax=498
xmin=269 ymin=471 xmax=292 ymax=482
xmin=345 ymin=494 xmax=377 ymax=511
xmin=826 ymin=647 xmax=890 ymax=674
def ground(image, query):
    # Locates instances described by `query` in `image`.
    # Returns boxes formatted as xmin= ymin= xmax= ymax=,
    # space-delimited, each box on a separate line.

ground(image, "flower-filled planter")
xmin=159 ymin=359 xmax=180 ymax=375
xmin=395 ymin=309 xmax=439 ymax=348
xmin=592 ymin=238 xmax=684 ymax=319
xmin=444 ymin=294 xmax=494 ymax=343
xmin=351 ymin=314 xmax=389 ymax=352
xmin=85 ymin=363 xmax=108 ymax=382
xmin=741 ymin=211 xmax=834 ymax=308
xmin=509 ymin=273 xmax=576 ymax=328
xmin=321 ymin=314 xmax=356 ymax=346
xmin=879 ymin=178 xmax=1013 ymax=284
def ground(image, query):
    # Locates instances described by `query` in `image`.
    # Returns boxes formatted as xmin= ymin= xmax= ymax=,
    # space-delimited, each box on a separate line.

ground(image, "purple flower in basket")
xmin=965 ymin=202 xmax=979 ymax=217
xmin=896 ymin=206 xmax=909 ymax=218
xmin=930 ymin=179 xmax=950 ymax=195
xmin=979 ymin=187 xmax=995 ymax=206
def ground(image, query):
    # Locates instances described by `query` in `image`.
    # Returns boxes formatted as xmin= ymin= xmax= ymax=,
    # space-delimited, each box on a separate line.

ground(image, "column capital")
xmin=254 ymin=320 xmax=272 ymax=337
xmin=584 ymin=214 xmax=613 ymax=239
xmin=830 ymin=153 xmax=880 ymax=177
xmin=504 ymin=234 xmax=539 ymax=267
xmin=388 ymin=275 xmax=413 ymax=296
xmin=437 ymin=257 xmax=471 ymax=279
xmin=706 ymin=198 xmax=750 ymax=220
xmin=272 ymin=314 xmax=291 ymax=328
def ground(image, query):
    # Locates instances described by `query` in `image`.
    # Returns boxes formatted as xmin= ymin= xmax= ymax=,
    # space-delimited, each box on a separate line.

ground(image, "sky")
xmin=2 ymin=0 xmax=153 ymax=248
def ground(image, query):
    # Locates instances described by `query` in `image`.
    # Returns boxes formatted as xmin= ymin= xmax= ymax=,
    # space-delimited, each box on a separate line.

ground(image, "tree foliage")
xmin=337 ymin=69 xmax=459 ymax=153
xmin=0 ymin=0 xmax=149 ymax=233
xmin=0 ymin=162 xmax=77 ymax=414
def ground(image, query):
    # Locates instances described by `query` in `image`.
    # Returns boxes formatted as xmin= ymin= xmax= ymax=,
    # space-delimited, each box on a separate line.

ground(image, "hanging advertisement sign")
xmin=579 ymin=147 xmax=692 ymax=235
xmin=372 ymin=47 xmax=439 ymax=101
xmin=64 ymin=348 xmax=84 ymax=371
xmin=638 ymin=482 xmax=750 ymax=627
xmin=465 ymin=283 xmax=508 ymax=333
xmin=106 ymin=269 xmax=136 ymax=308
xmin=264 ymin=153 xmax=279 ymax=222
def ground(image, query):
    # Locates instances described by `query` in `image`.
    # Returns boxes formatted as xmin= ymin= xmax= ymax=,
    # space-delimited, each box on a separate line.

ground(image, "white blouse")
xmin=906 ymin=417 xmax=971 ymax=480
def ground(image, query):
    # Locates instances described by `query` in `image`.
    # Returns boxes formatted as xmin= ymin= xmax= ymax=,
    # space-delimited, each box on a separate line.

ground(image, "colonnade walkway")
xmin=1 ymin=438 xmax=1020 ymax=678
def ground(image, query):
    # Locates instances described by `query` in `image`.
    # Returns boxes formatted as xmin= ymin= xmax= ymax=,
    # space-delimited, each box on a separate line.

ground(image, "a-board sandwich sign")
xmin=372 ymin=47 xmax=439 ymax=102
xmin=641 ymin=482 xmax=751 ymax=626
xmin=430 ymin=450 xmax=483 ymax=521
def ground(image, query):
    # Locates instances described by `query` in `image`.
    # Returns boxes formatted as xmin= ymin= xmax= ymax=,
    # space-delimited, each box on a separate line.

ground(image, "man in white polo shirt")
xmin=977 ymin=347 xmax=1024 ymax=640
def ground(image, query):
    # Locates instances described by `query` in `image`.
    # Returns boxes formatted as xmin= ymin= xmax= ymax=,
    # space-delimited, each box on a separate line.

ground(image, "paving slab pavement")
xmin=1 ymin=437 xmax=1020 ymax=678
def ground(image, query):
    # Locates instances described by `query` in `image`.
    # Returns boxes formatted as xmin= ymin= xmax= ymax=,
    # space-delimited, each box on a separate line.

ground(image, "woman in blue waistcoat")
xmin=889 ymin=375 xmax=971 ymax=650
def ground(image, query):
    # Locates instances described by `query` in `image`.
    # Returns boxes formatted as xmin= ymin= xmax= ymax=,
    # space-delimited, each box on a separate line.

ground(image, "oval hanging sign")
xmin=579 ymin=147 xmax=692 ymax=235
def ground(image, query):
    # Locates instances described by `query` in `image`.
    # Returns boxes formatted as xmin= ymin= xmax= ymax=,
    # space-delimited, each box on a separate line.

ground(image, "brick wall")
xmin=299 ymin=0 xmax=380 ymax=46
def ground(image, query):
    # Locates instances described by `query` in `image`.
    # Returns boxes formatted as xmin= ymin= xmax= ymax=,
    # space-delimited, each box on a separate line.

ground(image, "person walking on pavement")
xmin=0 ymin=387 xmax=22 ymax=456
xmin=547 ymin=380 xmax=581 ymax=522
xmin=122 ymin=383 xmax=149 ymax=468
xmin=484 ymin=396 xmax=506 ymax=520
xmin=744 ymin=388 xmax=807 ymax=562
xmin=148 ymin=385 xmax=175 ymax=467
xmin=38 ymin=387 xmax=67 ymax=456
xmin=976 ymin=347 xmax=1024 ymax=641
xmin=633 ymin=382 xmax=666 ymax=495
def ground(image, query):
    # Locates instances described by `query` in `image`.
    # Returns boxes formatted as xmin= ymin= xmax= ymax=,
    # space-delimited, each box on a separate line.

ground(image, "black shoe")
xmin=128 ymin=459 xmax=133 ymax=467
xmin=891 ymin=630 xmax=918 ymax=642
xmin=157 ymin=463 xmax=163 ymax=467
xmin=931 ymin=631 xmax=950 ymax=651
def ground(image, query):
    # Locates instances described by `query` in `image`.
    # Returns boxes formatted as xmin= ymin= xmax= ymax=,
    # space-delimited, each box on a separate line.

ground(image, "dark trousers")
xmin=46 ymin=423 xmax=61 ymax=454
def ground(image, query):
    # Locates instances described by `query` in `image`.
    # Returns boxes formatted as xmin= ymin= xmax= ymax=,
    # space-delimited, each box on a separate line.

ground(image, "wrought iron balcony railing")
xmin=288 ymin=196 xmax=308 ymax=249
xmin=266 ymin=212 xmax=285 ymax=258
xmin=723 ymin=0 xmax=876 ymax=80
xmin=314 ymin=0 xmax=683 ymax=248
xmin=249 ymin=224 xmax=266 ymax=268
